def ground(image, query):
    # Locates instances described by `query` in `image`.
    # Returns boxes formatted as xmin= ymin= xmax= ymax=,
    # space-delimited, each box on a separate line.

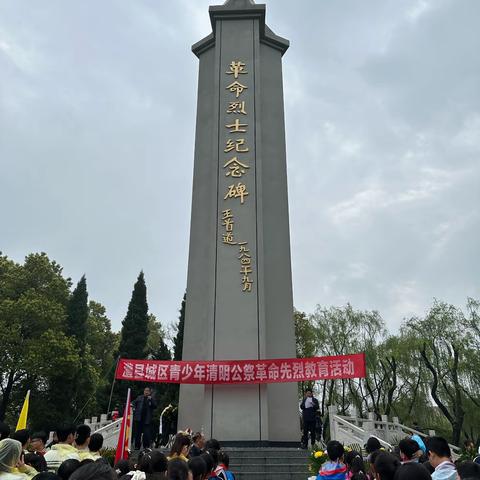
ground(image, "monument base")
xmin=220 ymin=440 xmax=301 ymax=448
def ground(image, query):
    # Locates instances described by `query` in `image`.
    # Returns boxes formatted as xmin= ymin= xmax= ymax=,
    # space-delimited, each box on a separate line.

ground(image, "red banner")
xmin=115 ymin=353 xmax=366 ymax=385
xmin=114 ymin=388 xmax=132 ymax=464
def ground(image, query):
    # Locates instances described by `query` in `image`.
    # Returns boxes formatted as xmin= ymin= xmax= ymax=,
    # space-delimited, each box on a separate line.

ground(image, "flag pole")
xmin=107 ymin=356 xmax=121 ymax=417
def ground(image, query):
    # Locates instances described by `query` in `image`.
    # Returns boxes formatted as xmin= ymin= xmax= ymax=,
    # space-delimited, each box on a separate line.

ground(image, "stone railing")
xmin=328 ymin=405 xmax=460 ymax=457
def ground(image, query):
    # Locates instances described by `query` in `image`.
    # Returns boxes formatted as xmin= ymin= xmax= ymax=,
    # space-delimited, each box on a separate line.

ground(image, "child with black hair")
xmin=218 ymin=452 xmax=235 ymax=480
xmin=371 ymin=451 xmax=400 ymax=480
xmin=189 ymin=456 xmax=207 ymax=480
xmin=318 ymin=441 xmax=347 ymax=479
xmin=344 ymin=450 xmax=366 ymax=480
xmin=168 ymin=458 xmax=189 ymax=480
xmin=393 ymin=463 xmax=431 ymax=480
xmin=24 ymin=453 xmax=48 ymax=473
xmin=74 ymin=425 xmax=92 ymax=461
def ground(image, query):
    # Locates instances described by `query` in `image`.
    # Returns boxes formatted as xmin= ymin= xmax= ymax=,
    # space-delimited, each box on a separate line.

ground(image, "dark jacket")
xmin=300 ymin=396 xmax=319 ymax=422
xmin=133 ymin=394 xmax=157 ymax=424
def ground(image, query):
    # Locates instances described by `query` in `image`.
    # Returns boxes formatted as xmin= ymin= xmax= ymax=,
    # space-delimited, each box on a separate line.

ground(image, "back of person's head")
xmin=33 ymin=473 xmax=61 ymax=480
xmin=57 ymin=458 xmax=81 ymax=480
xmin=189 ymin=456 xmax=207 ymax=480
xmin=56 ymin=424 xmax=76 ymax=443
xmin=75 ymin=424 xmax=91 ymax=446
xmin=88 ymin=433 xmax=104 ymax=452
xmin=24 ymin=452 xmax=48 ymax=473
xmin=366 ymin=437 xmax=382 ymax=454
xmin=138 ymin=450 xmax=168 ymax=473
xmin=170 ymin=434 xmax=191 ymax=456
xmin=393 ymin=463 xmax=431 ymax=480
xmin=11 ymin=428 xmax=30 ymax=448
xmin=0 ymin=423 xmax=10 ymax=441
xmin=69 ymin=459 xmax=116 ymax=480
xmin=31 ymin=431 xmax=48 ymax=445
xmin=200 ymin=452 xmax=214 ymax=473
xmin=0 ymin=438 xmax=22 ymax=470
xmin=168 ymin=458 xmax=189 ymax=480
xmin=205 ymin=439 xmax=221 ymax=451
xmin=399 ymin=438 xmax=420 ymax=460
xmin=428 ymin=436 xmax=451 ymax=459
xmin=344 ymin=450 xmax=366 ymax=476
xmin=218 ymin=451 xmax=230 ymax=468
xmin=373 ymin=452 xmax=401 ymax=480
xmin=457 ymin=461 xmax=480 ymax=480
xmin=205 ymin=448 xmax=219 ymax=469
xmin=115 ymin=459 xmax=133 ymax=477
xmin=326 ymin=440 xmax=344 ymax=462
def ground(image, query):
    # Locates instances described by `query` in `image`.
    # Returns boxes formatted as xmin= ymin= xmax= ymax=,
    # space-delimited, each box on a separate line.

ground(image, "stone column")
xmin=178 ymin=0 xmax=299 ymax=444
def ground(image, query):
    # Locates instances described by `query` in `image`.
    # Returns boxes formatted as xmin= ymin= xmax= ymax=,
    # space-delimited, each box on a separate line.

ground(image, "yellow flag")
xmin=16 ymin=390 xmax=30 ymax=431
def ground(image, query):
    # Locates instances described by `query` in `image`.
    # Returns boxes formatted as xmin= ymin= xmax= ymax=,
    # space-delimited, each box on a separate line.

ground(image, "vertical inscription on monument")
xmin=221 ymin=60 xmax=254 ymax=293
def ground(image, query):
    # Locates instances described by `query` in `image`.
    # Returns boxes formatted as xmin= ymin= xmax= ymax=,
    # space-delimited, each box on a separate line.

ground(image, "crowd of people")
xmin=0 ymin=420 xmax=234 ymax=480
xmin=1 ymin=400 xmax=479 ymax=480
xmin=317 ymin=436 xmax=480 ymax=480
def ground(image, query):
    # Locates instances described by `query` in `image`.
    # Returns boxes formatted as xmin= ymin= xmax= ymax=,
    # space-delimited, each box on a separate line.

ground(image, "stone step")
xmin=230 ymin=458 xmax=308 ymax=465
xmin=226 ymin=449 xmax=308 ymax=458
xmin=234 ymin=473 xmax=311 ymax=480
xmin=230 ymin=464 xmax=309 ymax=473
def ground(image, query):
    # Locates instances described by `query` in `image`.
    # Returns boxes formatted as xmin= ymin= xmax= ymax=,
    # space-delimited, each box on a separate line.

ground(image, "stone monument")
xmin=179 ymin=0 xmax=299 ymax=444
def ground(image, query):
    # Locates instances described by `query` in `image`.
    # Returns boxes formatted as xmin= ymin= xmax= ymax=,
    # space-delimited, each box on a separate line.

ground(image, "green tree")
xmin=66 ymin=275 xmax=88 ymax=353
xmin=115 ymin=271 xmax=149 ymax=401
xmin=118 ymin=271 xmax=149 ymax=360
xmin=0 ymin=253 xmax=78 ymax=424
xmin=173 ymin=293 xmax=186 ymax=361
xmin=403 ymin=299 xmax=480 ymax=445
xmin=294 ymin=309 xmax=316 ymax=394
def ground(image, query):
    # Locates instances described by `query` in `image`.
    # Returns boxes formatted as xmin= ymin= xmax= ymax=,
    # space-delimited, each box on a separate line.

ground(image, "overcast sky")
xmin=1 ymin=0 xmax=479 ymax=333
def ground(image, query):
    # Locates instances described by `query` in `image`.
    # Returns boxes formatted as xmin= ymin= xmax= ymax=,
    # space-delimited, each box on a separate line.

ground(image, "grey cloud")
xmin=1 ymin=0 xmax=478 ymax=332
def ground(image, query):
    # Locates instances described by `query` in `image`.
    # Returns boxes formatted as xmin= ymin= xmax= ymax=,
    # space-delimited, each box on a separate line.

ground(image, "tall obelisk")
xmin=179 ymin=0 xmax=299 ymax=444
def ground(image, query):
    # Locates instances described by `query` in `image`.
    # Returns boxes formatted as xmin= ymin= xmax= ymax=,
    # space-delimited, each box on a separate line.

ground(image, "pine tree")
xmin=118 ymin=271 xmax=149 ymax=360
xmin=66 ymin=275 xmax=88 ymax=353
xmin=173 ymin=293 xmax=186 ymax=361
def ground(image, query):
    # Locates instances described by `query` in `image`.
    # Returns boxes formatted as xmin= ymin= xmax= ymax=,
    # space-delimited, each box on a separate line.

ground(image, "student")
xmin=398 ymin=438 xmax=421 ymax=464
xmin=190 ymin=434 xmax=205 ymax=458
xmin=168 ymin=459 xmax=189 ymax=480
xmin=87 ymin=434 xmax=103 ymax=460
xmin=366 ymin=438 xmax=382 ymax=458
xmin=318 ymin=441 xmax=347 ymax=479
xmin=0 ymin=424 xmax=11 ymax=442
xmin=73 ymin=426 xmax=92 ymax=461
xmin=456 ymin=461 xmax=480 ymax=480
xmin=371 ymin=451 xmax=400 ymax=480
xmin=138 ymin=450 xmax=168 ymax=480
xmin=0 ymin=438 xmax=36 ymax=479
xmin=30 ymin=434 xmax=48 ymax=457
xmin=11 ymin=431 xmax=30 ymax=455
xmin=44 ymin=425 xmax=80 ymax=473
xmin=56 ymin=459 xmax=80 ymax=480
xmin=24 ymin=454 xmax=47 ymax=475
xmin=217 ymin=452 xmax=235 ymax=480
xmin=68 ymin=460 xmax=117 ymax=480
xmin=32 ymin=474 xmax=60 ymax=480
xmin=344 ymin=450 xmax=366 ymax=480
xmin=189 ymin=456 xmax=207 ymax=480
xmin=168 ymin=435 xmax=191 ymax=462
xmin=428 ymin=437 xmax=456 ymax=480
xmin=393 ymin=463 xmax=431 ymax=480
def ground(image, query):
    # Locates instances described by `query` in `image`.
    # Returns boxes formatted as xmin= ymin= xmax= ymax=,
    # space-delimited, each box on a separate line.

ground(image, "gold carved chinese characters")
xmin=221 ymin=60 xmax=254 ymax=293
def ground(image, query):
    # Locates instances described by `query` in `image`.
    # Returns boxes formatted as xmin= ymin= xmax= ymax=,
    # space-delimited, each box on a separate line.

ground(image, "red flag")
xmin=114 ymin=388 xmax=132 ymax=464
